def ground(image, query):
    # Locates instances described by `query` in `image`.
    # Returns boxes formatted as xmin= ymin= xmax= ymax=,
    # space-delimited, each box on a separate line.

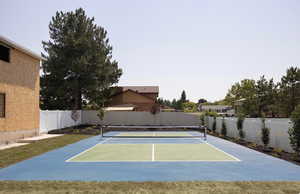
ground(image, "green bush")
xmin=182 ymin=101 xmax=198 ymax=112
xmin=237 ymin=115 xmax=245 ymax=139
xmin=261 ymin=118 xmax=270 ymax=148
xmin=212 ymin=117 xmax=217 ymax=132
xmin=200 ymin=114 xmax=205 ymax=126
xmin=289 ymin=104 xmax=300 ymax=158
xmin=204 ymin=111 xmax=218 ymax=117
xmin=221 ymin=117 xmax=227 ymax=136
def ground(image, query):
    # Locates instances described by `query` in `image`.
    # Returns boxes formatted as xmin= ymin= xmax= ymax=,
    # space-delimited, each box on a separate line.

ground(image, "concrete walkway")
xmin=0 ymin=134 xmax=63 ymax=150
xmin=17 ymin=134 xmax=63 ymax=143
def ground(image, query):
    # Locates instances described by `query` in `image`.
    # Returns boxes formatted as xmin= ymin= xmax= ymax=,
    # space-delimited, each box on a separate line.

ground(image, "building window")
xmin=0 ymin=93 xmax=5 ymax=118
xmin=0 ymin=45 xmax=10 ymax=62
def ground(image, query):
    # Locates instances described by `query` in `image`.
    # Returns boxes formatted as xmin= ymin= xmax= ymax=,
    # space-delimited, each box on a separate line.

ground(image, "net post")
xmin=100 ymin=125 xmax=103 ymax=138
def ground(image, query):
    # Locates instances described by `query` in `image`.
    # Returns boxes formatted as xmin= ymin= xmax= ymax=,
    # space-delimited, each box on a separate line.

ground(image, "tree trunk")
xmin=77 ymin=87 xmax=82 ymax=110
xmin=74 ymin=82 xmax=82 ymax=110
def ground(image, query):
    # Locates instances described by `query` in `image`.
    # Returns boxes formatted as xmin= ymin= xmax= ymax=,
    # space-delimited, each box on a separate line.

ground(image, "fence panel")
xmin=40 ymin=110 xmax=82 ymax=133
xmin=206 ymin=116 xmax=294 ymax=153
xmin=82 ymin=111 xmax=200 ymax=126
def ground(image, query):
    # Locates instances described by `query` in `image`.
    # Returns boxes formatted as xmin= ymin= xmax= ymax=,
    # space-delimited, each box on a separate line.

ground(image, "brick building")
xmin=107 ymin=86 xmax=159 ymax=111
xmin=0 ymin=36 xmax=41 ymax=144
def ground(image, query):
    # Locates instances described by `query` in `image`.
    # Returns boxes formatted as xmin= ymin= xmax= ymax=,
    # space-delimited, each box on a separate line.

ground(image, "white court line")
xmin=152 ymin=144 xmax=155 ymax=161
xmin=67 ymin=160 xmax=240 ymax=163
xmin=65 ymin=137 xmax=112 ymax=162
xmin=105 ymin=138 xmax=204 ymax=140
xmin=205 ymin=142 xmax=241 ymax=162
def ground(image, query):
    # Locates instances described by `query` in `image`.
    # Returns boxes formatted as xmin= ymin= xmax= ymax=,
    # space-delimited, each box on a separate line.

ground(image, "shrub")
xmin=212 ymin=117 xmax=217 ymax=132
xmin=237 ymin=115 xmax=245 ymax=139
xmin=200 ymin=114 xmax=205 ymax=126
xmin=204 ymin=110 xmax=218 ymax=117
xmin=221 ymin=117 xmax=227 ymax=136
xmin=288 ymin=104 xmax=300 ymax=158
xmin=261 ymin=118 xmax=270 ymax=149
xmin=182 ymin=101 xmax=197 ymax=112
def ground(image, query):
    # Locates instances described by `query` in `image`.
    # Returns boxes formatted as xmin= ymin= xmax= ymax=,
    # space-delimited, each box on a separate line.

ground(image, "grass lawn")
xmin=0 ymin=134 xmax=91 ymax=168
xmin=0 ymin=181 xmax=300 ymax=194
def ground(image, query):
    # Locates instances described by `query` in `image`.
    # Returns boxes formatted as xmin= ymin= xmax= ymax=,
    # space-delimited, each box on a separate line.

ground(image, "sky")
xmin=1 ymin=0 xmax=300 ymax=102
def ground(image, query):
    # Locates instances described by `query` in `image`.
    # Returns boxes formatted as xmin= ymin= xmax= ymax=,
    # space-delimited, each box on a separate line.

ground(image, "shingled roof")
xmin=119 ymin=86 xmax=159 ymax=93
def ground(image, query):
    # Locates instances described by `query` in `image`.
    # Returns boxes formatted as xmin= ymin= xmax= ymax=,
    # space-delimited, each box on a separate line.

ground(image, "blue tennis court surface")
xmin=0 ymin=133 xmax=300 ymax=181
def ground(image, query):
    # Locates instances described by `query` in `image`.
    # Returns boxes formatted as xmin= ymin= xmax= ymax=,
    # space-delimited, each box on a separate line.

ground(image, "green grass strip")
xmin=0 ymin=134 xmax=91 ymax=168
xmin=0 ymin=181 xmax=299 ymax=194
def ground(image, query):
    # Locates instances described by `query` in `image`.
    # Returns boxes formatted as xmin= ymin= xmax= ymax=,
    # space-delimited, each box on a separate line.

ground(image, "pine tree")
xmin=180 ymin=90 xmax=187 ymax=103
xmin=41 ymin=8 xmax=122 ymax=110
xmin=278 ymin=67 xmax=300 ymax=117
xmin=289 ymin=104 xmax=300 ymax=159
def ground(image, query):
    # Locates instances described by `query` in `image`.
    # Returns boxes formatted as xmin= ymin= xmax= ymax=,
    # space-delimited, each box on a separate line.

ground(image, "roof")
xmin=111 ymin=89 xmax=157 ymax=102
xmin=118 ymin=86 xmax=159 ymax=93
xmin=0 ymin=35 xmax=42 ymax=60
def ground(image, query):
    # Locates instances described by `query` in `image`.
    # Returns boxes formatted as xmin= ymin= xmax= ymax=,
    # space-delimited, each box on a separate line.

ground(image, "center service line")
xmin=152 ymin=144 xmax=155 ymax=161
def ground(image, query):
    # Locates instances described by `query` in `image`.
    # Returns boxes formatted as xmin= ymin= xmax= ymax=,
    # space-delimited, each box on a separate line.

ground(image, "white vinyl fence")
xmin=82 ymin=111 xmax=200 ymax=126
xmin=40 ymin=110 xmax=200 ymax=133
xmin=39 ymin=110 xmax=294 ymax=153
xmin=206 ymin=116 xmax=294 ymax=153
xmin=40 ymin=110 xmax=82 ymax=133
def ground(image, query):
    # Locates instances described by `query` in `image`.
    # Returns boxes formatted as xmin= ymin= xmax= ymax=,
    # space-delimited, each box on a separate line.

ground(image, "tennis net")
xmin=100 ymin=125 xmax=207 ymax=140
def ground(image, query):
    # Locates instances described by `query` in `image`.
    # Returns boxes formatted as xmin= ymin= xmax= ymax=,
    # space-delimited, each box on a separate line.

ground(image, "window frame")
xmin=0 ymin=44 xmax=10 ymax=63
xmin=0 ymin=93 xmax=5 ymax=118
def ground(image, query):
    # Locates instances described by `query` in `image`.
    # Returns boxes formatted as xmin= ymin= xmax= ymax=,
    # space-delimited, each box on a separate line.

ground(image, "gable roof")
xmin=118 ymin=86 xmax=159 ymax=94
xmin=0 ymin=35 xmax=42 ymax=60
xmin=110 ymin=89 xmax=157 ymax=102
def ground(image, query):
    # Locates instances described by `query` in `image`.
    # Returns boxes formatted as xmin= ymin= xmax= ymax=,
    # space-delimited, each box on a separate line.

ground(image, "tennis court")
xmin=1 ymin=125 xmax=300 ymax=181
xmin=66 ymin=129 xmax=239 ymax=162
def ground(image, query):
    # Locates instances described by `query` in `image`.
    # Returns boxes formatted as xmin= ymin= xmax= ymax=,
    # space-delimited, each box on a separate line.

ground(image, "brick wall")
xmin=109 ymin=90 xmax=156 ymax=111
xmin=0 ymin=48 xmax=40 ymax=144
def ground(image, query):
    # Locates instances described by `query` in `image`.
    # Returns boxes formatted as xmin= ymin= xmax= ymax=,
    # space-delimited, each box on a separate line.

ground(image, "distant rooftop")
xmin=119 ymin=86 xmax=159 ymax=93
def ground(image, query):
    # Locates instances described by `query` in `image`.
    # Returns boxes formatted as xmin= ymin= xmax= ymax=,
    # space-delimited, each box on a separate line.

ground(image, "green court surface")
xmin=67 ymin=143 xmax=239 ymax=162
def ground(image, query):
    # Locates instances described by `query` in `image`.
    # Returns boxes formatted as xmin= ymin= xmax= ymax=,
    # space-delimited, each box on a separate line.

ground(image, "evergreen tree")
xmin=171 ymin=99 xmax=177 ymax=109
xmin=180 ymin=90 xmax=187 ymax=103
xmin=198 ymin=98 xmax=207 ymax=104
xmin=255 ymin=76 xmax=277 ymax=117
xmin=278 ymin=67 xmax=300 ymax=117
xmin=289 ymin=104 xmax=300 ymax=159
xmin=41 ymin=8 xmax=122 ymax=110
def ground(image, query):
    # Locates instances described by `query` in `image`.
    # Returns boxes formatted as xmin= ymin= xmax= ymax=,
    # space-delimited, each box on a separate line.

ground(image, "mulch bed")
xmin=48 ymin=125 xmax=101 ymax=135
xmin=208 ymin=131 xmax=300 ymax=166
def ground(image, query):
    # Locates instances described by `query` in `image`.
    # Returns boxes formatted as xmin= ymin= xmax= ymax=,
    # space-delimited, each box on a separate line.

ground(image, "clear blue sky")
xmin=1 ymin=0 xmax=300 ymax=102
